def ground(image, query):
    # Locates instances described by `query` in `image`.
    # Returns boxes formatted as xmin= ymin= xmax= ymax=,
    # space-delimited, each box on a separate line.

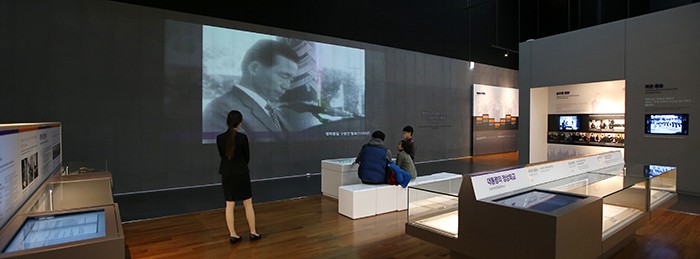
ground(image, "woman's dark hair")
xmin=225 ymin=110 xmax=243 ymax=160
xmin=371 ymin=130 xmax=385 ymax=141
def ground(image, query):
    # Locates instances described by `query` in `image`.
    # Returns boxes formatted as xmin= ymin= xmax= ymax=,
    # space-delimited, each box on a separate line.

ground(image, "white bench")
xmin=338 ymin=172 xmax=462 ymax=219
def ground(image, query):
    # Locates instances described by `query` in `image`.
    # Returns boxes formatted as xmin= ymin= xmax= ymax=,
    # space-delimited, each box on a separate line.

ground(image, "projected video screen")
xmin=558 ymin=116 xmax=580 ymax=131
xmin=494 ymin=190 xmax=585 ymax=212
xmin=4 ymin=210 xmax=106 ymax=253
xmin=201 ymin=26 xmax=366 ymax=143
xmin=645 ymin=114 xmax=689 ymax=135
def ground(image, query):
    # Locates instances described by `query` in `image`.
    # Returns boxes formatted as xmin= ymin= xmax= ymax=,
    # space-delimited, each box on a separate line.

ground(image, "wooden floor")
xmin=123 ymin=194 xmax=700 ymax=259
xmin=123 ymin=152 xmax=700 ymax=258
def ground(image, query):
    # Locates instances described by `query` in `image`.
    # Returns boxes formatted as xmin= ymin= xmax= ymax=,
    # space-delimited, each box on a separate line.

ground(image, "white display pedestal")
xmin=338 ymin=184 xmax=377 ymax=219
xmin=321 ymin=158 xmax=360 ymax=198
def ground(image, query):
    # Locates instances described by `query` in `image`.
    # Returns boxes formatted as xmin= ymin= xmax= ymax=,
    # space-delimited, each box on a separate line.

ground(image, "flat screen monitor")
xmin=494 ymin=190 xmax=585 ymax=212
xmin=645 ymin=114 xmax=689 ymax=135
xmin=3 ymin=210 xmax=106 ymax=253
xmin=558 ymin=115 xmax=580 ymax=131
xmin=644 ymin=165 xmax=676 ymax=178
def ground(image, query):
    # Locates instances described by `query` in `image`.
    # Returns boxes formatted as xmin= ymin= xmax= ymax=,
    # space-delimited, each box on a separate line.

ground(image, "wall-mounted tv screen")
xmin=644 ymin=165 xmax=676 ymax=178
xmin=645 ymin=114 xmax=689 ymax=135
xmin=559 ymin=115 xmax=580 ymax=131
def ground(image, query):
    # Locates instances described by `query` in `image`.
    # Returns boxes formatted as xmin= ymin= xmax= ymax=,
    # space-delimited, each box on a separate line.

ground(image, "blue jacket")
xmin=355 ymin=138 xmax=391 ymax=184
xmin=388 ymin=162 xmax=412 ymax=188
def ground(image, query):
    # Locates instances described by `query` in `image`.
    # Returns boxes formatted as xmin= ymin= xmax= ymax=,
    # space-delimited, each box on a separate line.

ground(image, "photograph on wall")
xmin=52 ymin=143 xmax=61 ymax=159
xmin=20 ymin=153 xmax=38 ymax=190
xmin=201 ymin=25 xmax=366 ymax=143
xmin=587 ymin=114 xmax=625 ymax=132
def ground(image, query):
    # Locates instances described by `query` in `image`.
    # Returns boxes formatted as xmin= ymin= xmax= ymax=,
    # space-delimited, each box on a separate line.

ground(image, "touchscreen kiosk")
xmin=3 ymin=210 xmax=106 ymax=253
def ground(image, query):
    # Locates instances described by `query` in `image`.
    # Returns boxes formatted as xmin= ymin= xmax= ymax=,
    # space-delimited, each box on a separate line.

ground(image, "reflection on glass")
xmin=494 ymin=190 xmax=584 ymax=212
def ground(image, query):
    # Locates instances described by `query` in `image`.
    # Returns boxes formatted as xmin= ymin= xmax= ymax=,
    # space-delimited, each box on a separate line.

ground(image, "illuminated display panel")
xmin=4 ymin=210 xmax=106 ymax=253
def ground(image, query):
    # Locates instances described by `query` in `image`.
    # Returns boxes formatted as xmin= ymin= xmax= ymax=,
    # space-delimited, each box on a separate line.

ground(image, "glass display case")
xmin=406 ymin=151 xmax=676 ymax=259
xmin=531 ymin=166 xmax=647 ymax=239
xmin=407 ymin=183 xmax=459 ymax=238
xmin=63 ymin=160 xmax=108 ymax=175
xmin=645 ymin=165 xmax=677 ymax=210
xmin=27 ymin=173 xmax=114 ymax=214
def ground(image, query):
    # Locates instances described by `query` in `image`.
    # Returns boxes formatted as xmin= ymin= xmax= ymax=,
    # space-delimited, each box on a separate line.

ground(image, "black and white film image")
xmin=588 ymin=119 xmax=625 ymax=132
xmin=21 ymin=152 xmax=39 ymax=189
xmin=647 ymin=114 xmax=688 ymax=135
xmin=201 ymin=26 xmax=365 ymax=142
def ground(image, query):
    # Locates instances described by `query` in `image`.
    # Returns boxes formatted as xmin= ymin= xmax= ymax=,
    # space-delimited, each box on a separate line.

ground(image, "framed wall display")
xmin=472 ymin=84 xmax=519 ymax=155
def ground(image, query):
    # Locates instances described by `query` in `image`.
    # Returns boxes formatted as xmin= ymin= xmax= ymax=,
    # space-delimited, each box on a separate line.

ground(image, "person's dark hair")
xmin=402 ymin=125 xmax=414 ymax=135
xmin=241 ymin=39 xmax=300 ymax=75
xmin=371 ymin=130 xmax=385 ymax=141
xmin=225 ymin=110 xmax=243 ymax=160
xmin=399 ymin=139 xmax=409 ymax=151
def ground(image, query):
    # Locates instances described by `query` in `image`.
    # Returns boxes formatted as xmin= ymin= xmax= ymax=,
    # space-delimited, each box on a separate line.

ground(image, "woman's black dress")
xmin=216 ymin=130 xmax=252 ymax=201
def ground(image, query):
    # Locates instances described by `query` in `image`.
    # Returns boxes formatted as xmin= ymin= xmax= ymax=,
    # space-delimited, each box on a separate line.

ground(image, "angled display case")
xmin=644 ymin=164 xmax=677 ymax=218
xmin=28 ymin=172 xmax=114 ymax=214
xmin=407 ymin=185 xmax=459 ymax=238
xmin=406 ymin=151 xmax=678 ymax=259
xmin=0 ymin=205 xmax=123 ymax=259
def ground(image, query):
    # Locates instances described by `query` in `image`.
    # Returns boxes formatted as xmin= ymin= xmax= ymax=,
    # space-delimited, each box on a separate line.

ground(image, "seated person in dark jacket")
xmin=353 ymin=130 xmax=392 ymax=184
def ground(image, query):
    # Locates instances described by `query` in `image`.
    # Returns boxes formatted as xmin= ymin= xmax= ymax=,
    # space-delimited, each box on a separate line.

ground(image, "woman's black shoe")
xmin=249 ymin=233 xmax=262 ymax=241
xmin=229 ymin=236 xmax=242 ymax=244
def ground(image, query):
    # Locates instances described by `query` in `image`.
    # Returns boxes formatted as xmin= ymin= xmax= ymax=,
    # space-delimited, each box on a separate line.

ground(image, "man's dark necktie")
xmin=265 ymin=103 xmax=281 ymax=130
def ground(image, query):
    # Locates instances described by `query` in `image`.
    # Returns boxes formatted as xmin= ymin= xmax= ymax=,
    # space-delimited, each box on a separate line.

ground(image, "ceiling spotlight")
xmin=504 ymin=51 xmax=509 ymax=57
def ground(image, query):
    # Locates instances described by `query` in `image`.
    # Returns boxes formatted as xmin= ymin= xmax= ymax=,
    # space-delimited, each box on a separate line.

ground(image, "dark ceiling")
xmin=112 ymin=0 xmax=697 ymax=70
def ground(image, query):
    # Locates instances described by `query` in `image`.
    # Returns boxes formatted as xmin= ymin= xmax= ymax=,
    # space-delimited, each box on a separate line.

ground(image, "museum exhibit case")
xmin=27 ymin=172 xmax=115 ymax=214
xmin=406 ymin=151 xmax=677 ymax=259
xmin=0 ymin=123 xmax=124 ymax=259
xmin=64 ymin=160 xmax=109 ymax=175
xmin=321 ymin=158 xmax=360 ymax=198
xmin=407 ymin=184 xmax=459 ymax=238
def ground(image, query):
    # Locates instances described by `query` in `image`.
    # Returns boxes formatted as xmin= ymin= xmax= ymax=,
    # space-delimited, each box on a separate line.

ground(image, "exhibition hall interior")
xmin=2 ymin=0 xmax=700 ymax=258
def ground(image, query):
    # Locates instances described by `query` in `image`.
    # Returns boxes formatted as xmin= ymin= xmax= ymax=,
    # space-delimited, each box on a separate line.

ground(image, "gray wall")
xmin=519 ymin=3 xmax=700 ymax=194
xmin=0 ymin=0 xmax=517 ymax=194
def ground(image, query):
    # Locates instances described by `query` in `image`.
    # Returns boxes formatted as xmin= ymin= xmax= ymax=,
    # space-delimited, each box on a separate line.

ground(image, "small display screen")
xmin=645 ymin=165 xmax=676 ymax=178
xmin=494 ymin=190 xmax=585 ymax=212
xmin=645 ymin=114 xmax=689 ymax=135
xmin=559 ymin=116 xmax=579 ymax=131
xmin=3 ymin=210 xmax=106 ymax=253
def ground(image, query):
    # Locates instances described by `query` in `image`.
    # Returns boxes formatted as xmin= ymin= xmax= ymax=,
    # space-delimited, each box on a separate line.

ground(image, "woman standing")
xmin=216 ymin=110 xmax=262 ymax=243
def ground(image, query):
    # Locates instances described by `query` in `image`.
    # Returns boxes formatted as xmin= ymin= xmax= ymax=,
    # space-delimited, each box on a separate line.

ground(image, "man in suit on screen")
xmin=203 ymin=39 xmax=300 ymax=141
